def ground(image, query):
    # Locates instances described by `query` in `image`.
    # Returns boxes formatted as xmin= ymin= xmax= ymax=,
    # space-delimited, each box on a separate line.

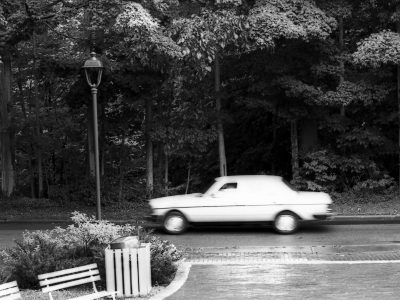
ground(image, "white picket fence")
xmin=105 ymin=243 xmax=152 ymax=298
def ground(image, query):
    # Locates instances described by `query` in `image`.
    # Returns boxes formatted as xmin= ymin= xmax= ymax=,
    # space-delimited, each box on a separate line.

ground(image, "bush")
xmin=332 ymin=189 xmax=399 ymax=205
xmin=1 ymin=212 xmax=183 ymax=289
xmin=351 ymin=175 xmax=395 ymax=193
xmin=298 ymin=150 xmax=394 ymax=192
xmin=142 ymin=236 xmax=183 ymax=285
xmin=1 ymin=231 xmax=92 ymax=289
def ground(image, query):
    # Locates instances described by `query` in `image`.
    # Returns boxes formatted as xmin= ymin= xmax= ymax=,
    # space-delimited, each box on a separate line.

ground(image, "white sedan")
xmin=148 ymin=175 xmax=333 ymax=234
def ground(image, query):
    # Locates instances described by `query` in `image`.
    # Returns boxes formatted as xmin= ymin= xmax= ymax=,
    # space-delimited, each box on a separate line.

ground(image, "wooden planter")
xmin=105 ymin=243 xmax=152 ymax=298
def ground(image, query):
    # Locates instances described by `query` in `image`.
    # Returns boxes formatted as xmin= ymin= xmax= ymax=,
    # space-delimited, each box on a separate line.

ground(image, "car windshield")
xmin=201 ymin=181 xmax=216 ymax=194
xmin=282 ymin=179 xmax=298 ymax=192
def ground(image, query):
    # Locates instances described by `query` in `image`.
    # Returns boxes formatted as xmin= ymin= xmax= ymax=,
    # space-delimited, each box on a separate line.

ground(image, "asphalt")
xmin=2 ymin=214 xmax=400 ymax=224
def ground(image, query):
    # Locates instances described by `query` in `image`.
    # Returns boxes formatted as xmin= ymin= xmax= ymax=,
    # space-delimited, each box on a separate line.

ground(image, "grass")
xmin=331 ymin=191 xmax=400 ymax=215
xmin=0 ymin=198 xmax=152 ymax=222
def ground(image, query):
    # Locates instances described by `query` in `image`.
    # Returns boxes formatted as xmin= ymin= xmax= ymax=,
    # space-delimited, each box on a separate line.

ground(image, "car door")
xmin=235 ymin=180 xmax=294 ymax=222
xmin=191 ymin=181 xmax=243 ymax=222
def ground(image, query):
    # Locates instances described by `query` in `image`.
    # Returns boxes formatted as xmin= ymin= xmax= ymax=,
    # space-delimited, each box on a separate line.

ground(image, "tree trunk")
xmin=185 ymin=161 xmax=191 ymax=194
xmin=215 ymin=54 xmax=227 ymax=177
xmin=0 ymin=54 xmax=14 ymax=197
xmin=18 ymin=73 xmax=34 ymax=197
xmin=300 ymin=119 xmax=318 ymax=154
xmin=397 ymin=17 xmax=400 ymax=189
xmin=339 ymin=17 xmax=346 ymax=117
xmin=398 ymin=64 xmax=400 ymax=189
xmin=145 ymin=97 xmax=154 ymax=197
xmin=164 ymin=151 xmax=169 ymax=195
xmin=157 ymin=142 xmax=164 ymax=182
xmin=33 ymin=33 xmax=43 ymax=198
xmin=118 ymin=132 xmax=125 ymax=202
xmin=291 ymin=120 xmax=299 ymax=180
xmin=271 ymin=107 xmax=278 ymax=174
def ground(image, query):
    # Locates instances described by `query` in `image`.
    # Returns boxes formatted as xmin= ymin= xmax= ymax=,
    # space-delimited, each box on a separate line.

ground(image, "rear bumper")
xmin=312 ymin=213 xmax=333 ymax=220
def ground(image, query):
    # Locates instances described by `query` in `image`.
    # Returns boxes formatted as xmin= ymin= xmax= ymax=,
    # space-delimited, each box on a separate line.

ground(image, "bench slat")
xmin=68 ymin=290 xmax=116 ymax=300
xmin=38 ymin=263 xmax=98 ymax=280
xmin=0 ymin=287 xmax=19 ymax=297
xmin=0 ymin=282 xmax=18 ymax=292
xmin=0 ymin=293 xmax=21 ymax=300
xmin=42 ymin=275 xmax=101 ymax=293
xmin=39 ymin=269 xmax=99 ymax=286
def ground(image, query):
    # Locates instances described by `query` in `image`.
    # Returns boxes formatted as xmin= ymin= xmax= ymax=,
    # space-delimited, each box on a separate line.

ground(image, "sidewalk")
xmin=157 ymin=244 xmax=400 ymax=300
xmin=165 ymin=262 xmax=400 ymax=300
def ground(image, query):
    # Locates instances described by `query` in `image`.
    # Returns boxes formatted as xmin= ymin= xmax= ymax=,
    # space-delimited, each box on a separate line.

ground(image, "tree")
xmin=245 ymin=0 xmax=336 ymax=179
xmin=353 ymin=1 xmax=400 ymax=189
xmin=111 ymin=1 xmax=182 ymax=196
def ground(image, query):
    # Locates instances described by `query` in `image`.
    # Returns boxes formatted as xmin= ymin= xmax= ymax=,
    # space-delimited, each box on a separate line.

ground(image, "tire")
xmin=163 ymin=211 xmax=188 ymax=235
xmin=273 ymin=211 xmax=299 ymax=234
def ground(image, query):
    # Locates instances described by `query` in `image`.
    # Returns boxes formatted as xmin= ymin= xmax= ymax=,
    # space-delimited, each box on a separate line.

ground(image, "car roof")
xmin=215 ymin=175 xmax=283 ymax=182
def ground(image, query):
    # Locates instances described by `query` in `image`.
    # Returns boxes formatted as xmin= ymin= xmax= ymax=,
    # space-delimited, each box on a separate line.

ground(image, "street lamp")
xmin=83 ymin=52 xmax=103 ymax=220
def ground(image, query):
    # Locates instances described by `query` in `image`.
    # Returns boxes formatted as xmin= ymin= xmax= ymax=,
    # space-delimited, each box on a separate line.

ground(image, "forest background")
xmin=0 ymin=0 xmax=399 ymax=215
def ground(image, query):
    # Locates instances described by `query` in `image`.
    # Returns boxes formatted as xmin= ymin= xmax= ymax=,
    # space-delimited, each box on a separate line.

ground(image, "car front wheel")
xmin=163 ymin=211 xmax=187 ymax=235
xmin=273 ymin=212 xmax=299 ymax=234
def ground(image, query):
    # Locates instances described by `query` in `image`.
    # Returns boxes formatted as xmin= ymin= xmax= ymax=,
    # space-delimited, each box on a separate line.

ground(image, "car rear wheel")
xmin=163 ymin=212 xmax=187 ymax=235
xmin=273 ymin=212 xmax=299 ymax=234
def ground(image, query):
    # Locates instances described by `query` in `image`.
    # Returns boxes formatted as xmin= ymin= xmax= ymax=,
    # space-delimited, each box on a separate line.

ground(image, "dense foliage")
xmin=0 ymin=0 xmax=399 ymax=202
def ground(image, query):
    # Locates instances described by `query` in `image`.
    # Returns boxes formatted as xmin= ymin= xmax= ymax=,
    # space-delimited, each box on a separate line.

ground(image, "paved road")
xmin=2 ymin=223 xmax=400 ymax=249
xmin=155 ymin=223 xmax=400 ymax=249
xmin=0 ymin=222 xmax=69 ymax=249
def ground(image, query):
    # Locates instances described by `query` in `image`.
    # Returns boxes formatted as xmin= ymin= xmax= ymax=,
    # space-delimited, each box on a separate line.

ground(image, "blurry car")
xmin=148 ymin=175 xmax=333 ymax=234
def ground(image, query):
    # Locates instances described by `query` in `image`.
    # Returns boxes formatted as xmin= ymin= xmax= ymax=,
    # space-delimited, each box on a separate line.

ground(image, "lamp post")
xmin=83 ymin=52 xmax=103 ymax=220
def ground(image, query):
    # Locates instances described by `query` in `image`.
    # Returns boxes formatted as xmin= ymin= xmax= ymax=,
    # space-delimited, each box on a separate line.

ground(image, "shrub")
xmin=142 ymin=235 xmax=183 ymax=285
xmin=1 ymin=232 xmax=91 ymax=289
xmin=351 ymin=175 xmax=395 ymax=193
xmin=298 ymin=150 xmax=394 ymax=192
xmin=1 ymin=212 xmax=183 ymax=289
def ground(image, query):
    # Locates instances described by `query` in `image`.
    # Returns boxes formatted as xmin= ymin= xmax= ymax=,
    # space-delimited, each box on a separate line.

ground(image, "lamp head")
xmin=83 ymin=52 xmax=103 ymax=87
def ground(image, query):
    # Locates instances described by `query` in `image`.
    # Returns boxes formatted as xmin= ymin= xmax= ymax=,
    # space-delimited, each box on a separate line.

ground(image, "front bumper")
xmin=145 ymin=214 xmax=163 ymax=224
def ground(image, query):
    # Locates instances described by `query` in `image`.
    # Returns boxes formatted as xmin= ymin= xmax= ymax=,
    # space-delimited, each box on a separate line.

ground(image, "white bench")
xmin=38 ymin=263 xmax=116 ymax=300
xmin=0 ymin=281 xmax=21 ymax=300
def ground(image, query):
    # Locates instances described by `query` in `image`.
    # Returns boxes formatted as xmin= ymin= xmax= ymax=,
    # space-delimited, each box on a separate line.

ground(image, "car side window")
xmin=219 ymin=182 xmax=237 ymax=191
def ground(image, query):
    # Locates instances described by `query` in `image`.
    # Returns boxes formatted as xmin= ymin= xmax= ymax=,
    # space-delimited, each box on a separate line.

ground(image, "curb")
xmin=148 ymin=261 xmax=191 ymax=300
xmin=324 ymin=215 xmax=400 ymax=225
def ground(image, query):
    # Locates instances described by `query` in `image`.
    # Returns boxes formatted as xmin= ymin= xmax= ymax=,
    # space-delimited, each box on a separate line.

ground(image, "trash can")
xmin=105 ymin=236 xmax=151 ymax=298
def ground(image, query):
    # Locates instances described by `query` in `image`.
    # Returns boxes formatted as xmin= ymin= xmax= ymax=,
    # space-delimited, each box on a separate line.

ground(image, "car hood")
xmin=149 ymin=193 xmax=203 ymax=209
xmin=296 ymin=191 xmax=332 ymax=204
